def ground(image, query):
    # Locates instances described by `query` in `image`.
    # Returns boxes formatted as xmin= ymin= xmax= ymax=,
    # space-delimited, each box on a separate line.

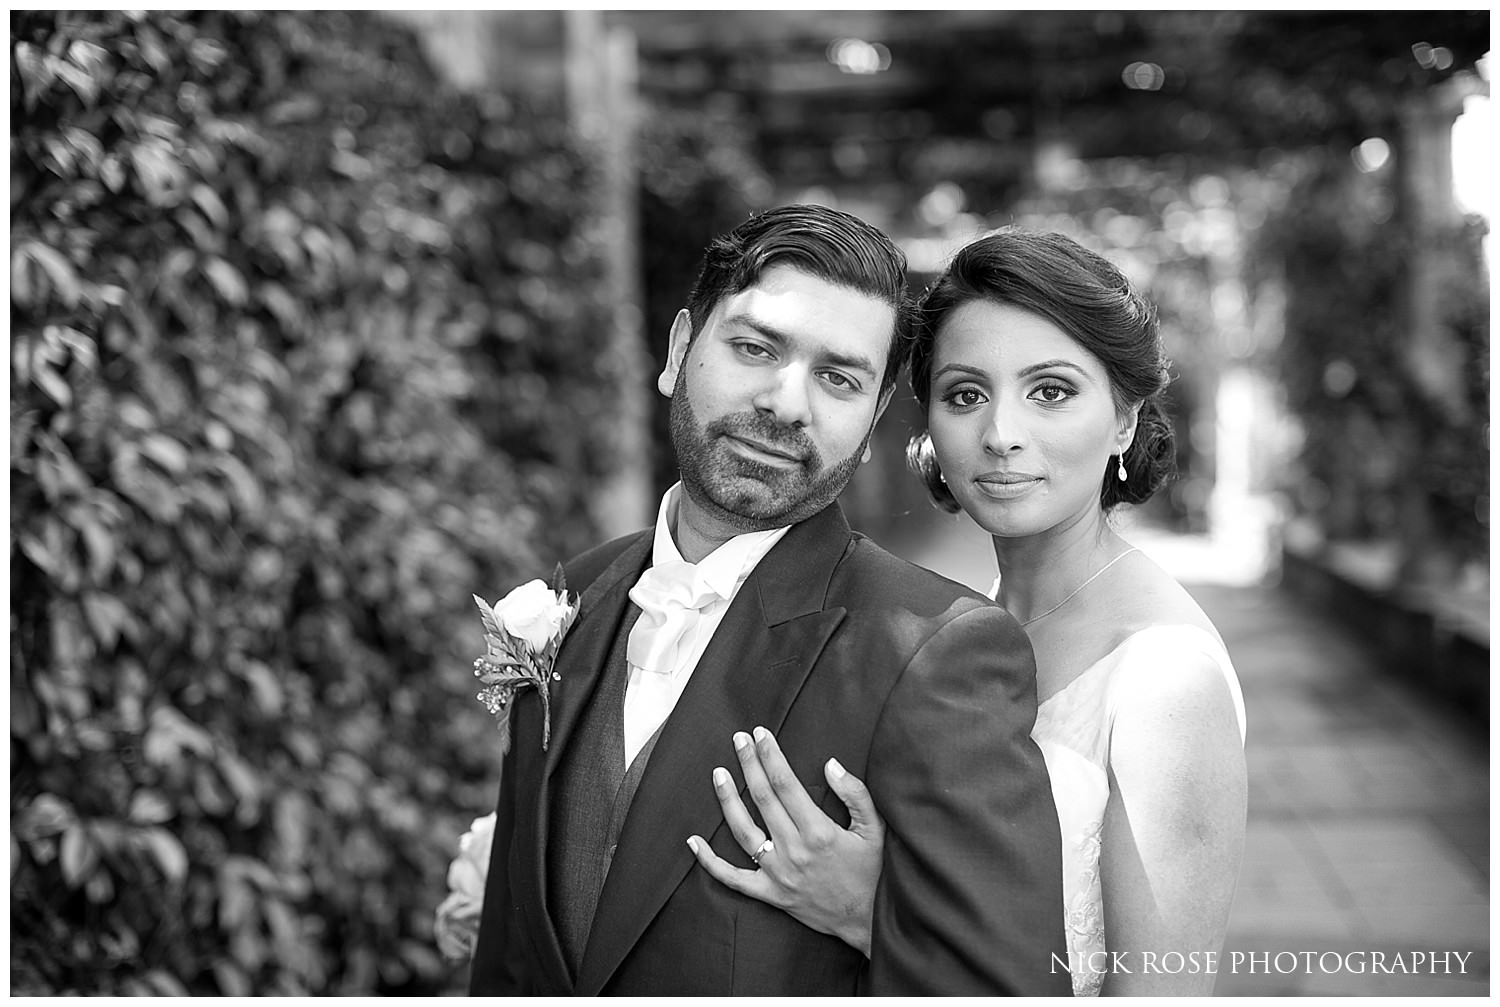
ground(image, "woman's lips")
xmin=973 ymin=472 xmax=1043 ymax=499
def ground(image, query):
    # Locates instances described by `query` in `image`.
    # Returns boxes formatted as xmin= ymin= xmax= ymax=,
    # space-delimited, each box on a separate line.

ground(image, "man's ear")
xmin=657 ymin=309 xmax=693 ymax=397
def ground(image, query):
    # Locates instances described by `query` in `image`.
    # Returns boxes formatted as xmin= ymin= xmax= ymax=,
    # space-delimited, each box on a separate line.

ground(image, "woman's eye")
xmin=1032 ymin=383 xmax=1074 ymax=403
xmin=942 ymin=387 xmax=986 ymax=408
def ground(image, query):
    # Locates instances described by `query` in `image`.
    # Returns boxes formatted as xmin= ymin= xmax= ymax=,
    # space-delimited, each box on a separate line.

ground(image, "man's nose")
xmin=750 ymin=365 xmax=813 ymax=428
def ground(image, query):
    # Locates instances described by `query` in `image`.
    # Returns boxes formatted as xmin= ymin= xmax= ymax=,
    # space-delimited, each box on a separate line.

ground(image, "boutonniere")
xmin=472 ymin=565 xmax=579 ymax=752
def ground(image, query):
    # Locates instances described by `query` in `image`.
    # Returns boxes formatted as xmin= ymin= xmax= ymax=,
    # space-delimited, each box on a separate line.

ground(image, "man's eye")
xmin=737 ymin=342 xmax=774 ymax=359
xmin=822 ymin=371 xmax=857 ymax=391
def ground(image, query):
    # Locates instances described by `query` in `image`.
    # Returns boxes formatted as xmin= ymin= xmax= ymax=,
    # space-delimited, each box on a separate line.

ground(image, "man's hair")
xmin=683 ymin=204 xmax=915 ymax=393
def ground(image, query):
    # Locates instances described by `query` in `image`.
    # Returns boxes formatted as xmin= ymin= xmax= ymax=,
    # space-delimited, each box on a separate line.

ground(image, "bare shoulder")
xmin=1103 ymin=549 xmax=1223 ymax=643
xmin=1097 ymin=551 xmax=1241 ymax=738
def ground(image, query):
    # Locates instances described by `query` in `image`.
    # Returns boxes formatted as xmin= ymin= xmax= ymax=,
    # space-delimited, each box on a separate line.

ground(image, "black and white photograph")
xmin=9 ymin=9 xmax=1490 ymax=996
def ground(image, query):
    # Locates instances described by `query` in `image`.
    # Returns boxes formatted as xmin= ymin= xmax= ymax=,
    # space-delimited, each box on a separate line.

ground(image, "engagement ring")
xmin=752 ymin=839 xmax=774 ymax=865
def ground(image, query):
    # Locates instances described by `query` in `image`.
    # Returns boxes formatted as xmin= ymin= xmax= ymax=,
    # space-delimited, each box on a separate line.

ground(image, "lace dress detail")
xmin=1028 ymin=624 xmax=1247 ymax=997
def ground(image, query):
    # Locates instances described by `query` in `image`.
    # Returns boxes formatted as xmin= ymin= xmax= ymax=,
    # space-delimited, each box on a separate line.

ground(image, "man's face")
xmin=659 ymin=263 xmax=896 ymax=534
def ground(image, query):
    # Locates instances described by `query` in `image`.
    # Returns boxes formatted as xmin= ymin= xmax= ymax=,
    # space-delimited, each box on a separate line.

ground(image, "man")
xmin=468 ymin=204 xmax=1068 ymax=995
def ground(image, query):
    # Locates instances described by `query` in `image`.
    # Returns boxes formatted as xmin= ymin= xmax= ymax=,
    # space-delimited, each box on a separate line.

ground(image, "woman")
xmin=685 ymin=229 xmax=1248 ymax=996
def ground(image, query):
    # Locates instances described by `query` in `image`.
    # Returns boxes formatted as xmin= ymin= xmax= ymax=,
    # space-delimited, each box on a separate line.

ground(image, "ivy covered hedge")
xmin=11 ymin=10 xmax=615 ymax=994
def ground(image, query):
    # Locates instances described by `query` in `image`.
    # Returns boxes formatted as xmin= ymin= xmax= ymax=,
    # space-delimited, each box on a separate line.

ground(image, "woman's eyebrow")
xmin=931 ymin=362 xmax=988 ymax=381
xmin=1017 ymin=359 xmax=1092 ymax=380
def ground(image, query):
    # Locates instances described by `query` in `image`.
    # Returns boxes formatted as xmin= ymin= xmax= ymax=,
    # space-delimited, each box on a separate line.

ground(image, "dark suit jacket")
xmin=468 ymin=502 xmax=1069 ymax=995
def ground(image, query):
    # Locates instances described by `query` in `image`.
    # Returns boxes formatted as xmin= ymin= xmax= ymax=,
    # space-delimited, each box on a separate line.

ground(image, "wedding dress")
xmin=1027 ymin=624 xmax=1247 ymax=997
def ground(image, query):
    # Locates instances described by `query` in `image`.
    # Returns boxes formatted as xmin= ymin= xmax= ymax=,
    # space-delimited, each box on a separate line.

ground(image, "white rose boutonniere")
xmin=434 ymin=812 xmax=495 ymax=961
xmin=472 ymin=565 xmax=578 ymax=752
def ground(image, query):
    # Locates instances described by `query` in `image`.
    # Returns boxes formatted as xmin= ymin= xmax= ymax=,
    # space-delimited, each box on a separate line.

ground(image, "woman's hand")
xmin=685 ymin=726 xmax=885 ymax=957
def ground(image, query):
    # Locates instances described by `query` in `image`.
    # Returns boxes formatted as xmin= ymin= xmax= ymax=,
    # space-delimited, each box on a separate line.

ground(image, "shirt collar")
xmin=651 ymin=482 xmax=791 ymax=599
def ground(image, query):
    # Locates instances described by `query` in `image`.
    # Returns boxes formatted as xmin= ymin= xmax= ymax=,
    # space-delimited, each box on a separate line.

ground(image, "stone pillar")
xmin=1396 ymin=78 xmax=1473 ymax=426
xmin=1391 ymin=76 xmax=1480 ymax=586
xmin=565 ymin=12 xmax=655 ymax=535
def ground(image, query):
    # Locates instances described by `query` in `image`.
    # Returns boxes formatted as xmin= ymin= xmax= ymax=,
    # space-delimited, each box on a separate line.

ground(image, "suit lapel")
xmin=576 ymin=504 xmax=853 ymax=994
xmin=511 ymin=531 xmax=652 ymax=991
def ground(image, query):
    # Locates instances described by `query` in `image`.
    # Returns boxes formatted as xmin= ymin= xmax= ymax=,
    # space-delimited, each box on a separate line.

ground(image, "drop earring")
xmin=1116 ymin=451 xmax=1128 ymax=482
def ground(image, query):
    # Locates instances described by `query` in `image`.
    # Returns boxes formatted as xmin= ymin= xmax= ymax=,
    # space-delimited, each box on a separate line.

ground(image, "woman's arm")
xmin=686 ymin=727 xmax=885 ymax=956
xmin=1098 ymin=650 xmax=1247 ymax=995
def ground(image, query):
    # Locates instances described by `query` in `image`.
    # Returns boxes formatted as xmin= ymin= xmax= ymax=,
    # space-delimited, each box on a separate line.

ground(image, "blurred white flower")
xmin=434 ymin=812 xmax=496 ymax=961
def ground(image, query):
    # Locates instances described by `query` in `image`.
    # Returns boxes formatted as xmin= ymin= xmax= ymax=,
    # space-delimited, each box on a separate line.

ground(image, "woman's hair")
xmin=906 ymin=227 xmax=1176 ymax=513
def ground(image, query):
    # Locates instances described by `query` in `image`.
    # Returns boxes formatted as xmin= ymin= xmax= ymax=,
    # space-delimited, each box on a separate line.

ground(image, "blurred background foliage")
xmin=10 ymin=9 xmax=618 ymax=994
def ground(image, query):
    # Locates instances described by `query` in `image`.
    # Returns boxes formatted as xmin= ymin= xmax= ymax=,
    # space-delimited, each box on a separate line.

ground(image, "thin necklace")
xmin=1020 ymin=547 xmax=1140 ymax=627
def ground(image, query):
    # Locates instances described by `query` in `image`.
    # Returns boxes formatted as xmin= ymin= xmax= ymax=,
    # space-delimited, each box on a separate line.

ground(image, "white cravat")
xmin=622 ymin=484 xmax=789 ymax=766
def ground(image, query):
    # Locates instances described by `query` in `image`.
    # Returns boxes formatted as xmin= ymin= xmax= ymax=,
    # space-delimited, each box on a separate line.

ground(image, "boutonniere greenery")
xmin=472 ymin=564 xmax=578 ymax=752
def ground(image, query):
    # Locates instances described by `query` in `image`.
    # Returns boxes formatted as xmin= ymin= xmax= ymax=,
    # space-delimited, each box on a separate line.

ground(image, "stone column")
xmin=565 ymin=12 xmax=654 ymax=536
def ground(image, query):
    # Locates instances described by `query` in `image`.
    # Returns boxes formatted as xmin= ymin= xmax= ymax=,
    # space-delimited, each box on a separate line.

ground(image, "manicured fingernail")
xmin=713 ymin=767 xmax=730 ymax=787
xmin=686 ymin=836 xmax=700 ymax=854
xmin=827 ymin=757 xmax=846 ymax=780
xmin=752 ymin=726 xmax=770 ymax=743
xmin=732 ymin=732 xmax=751 ymax=751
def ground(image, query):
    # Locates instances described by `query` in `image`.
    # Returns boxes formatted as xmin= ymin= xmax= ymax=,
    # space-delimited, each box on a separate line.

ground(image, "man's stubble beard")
xmin=669 ymin=369 xmax=873 ymax=533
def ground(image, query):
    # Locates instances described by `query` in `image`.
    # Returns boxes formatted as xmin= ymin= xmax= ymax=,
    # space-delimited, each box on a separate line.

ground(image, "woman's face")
xmin=926 ymin=299 xmax=1135 ymax=540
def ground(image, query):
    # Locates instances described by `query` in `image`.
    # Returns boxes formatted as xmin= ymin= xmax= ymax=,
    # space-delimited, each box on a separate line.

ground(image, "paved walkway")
xmin=907 ymin=512 xmax=1490 ymax=996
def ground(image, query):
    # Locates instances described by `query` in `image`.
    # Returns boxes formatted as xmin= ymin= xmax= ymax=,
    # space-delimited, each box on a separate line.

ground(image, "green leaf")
xmin=62 ymin=125 xmax=105 ymax=176
xmin=18 ymin=240 xmax=81 ymax=308
xmin=191 ymin=182 xmax=230 ymax=231
xmin=78 ymin=517 xmax=117 ymax=582
xmin=132 ymin=21 xmax=172 ymax=76
xmin=12 ymin=42 xmax=53 ymax=113
xmin=67 ymin=39 xmax=109 ymax=78
xmin=139 ymin=433 xmax=189 ymax=475
xmin=217 ymin=871 xmax=255 ymax=932
xmin=127 ymin=789 xmax=175 ymax=825
xmin=203 ymin=257 xmax=248 ymax=306
xmin=16 ymin=794 xmax=78 ymax=842
xmin=80 ymin=591 xmax=133 ymax=650
xmin=11 ymin=247 xmax=35 ymax=308
xmin=59 ymin=824 xmax=100 ymax=887
xmin=84 ymin=869 xmax=115 ymax=904
xmin=49 ymin=325 xmax=98 ymax=372
xmin=31 ymin=357 xmax=72 ymax=409
xmin=129 ymin=140 xmax=182 ymax=206
xmin=212 ymin=961 xmax=252 ymax=997
xmin=241 ymin=660 xmax=283 ymax=716
xmin=51 ymin=59 xmax=101 ymax=108
xmin=144 ymin=705 xmax=216 ymax=765
xmin=100 ymin=155 xmax=125 ymax=193
xmin=144 ymin=971 xmax=189 ymax=996
xmin=473 ymin=594 xmax=503 ymax=639
xmin=141 ymin=827 xmax=188 ymax=884
xmin=217 ymin=753 xmax=263 ymax=825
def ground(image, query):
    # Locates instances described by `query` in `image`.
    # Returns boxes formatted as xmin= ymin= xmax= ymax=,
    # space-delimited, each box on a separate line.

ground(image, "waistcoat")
xmin=547 ymin=604 xmax=665 ymax=977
